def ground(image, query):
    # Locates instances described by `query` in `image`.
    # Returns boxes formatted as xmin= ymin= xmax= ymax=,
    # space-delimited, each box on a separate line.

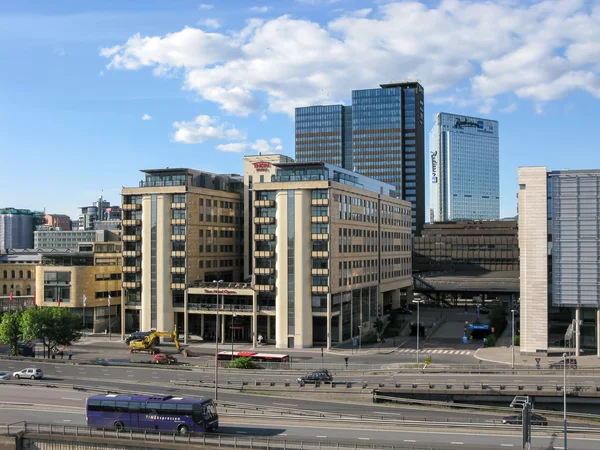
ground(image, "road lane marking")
xmin=404 ymin=440 xmax=416 ymax=443
xmin=273 ymin=402 xmax=298 ymax=407
xmin=451 ymin=442 xmax=464 ymax=445
xmin=316 ymin=435 xmax=327 ymax=438
xmin=358 ymin=438 xmax=369 ymax=440
xmin=501 ymin=445 xmax=514 ymax=447
xmin=280 ymin=434 xmax=287 ymax=436
xmin=61 ymin=398 xmax=81 ymax=401
xmin=62 ymin=420 xmax=71 ymax=422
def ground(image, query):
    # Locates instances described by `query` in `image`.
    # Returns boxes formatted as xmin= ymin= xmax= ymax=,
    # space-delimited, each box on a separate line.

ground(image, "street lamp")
xmin=231 ymin=313 xmax=237 ymax=361
xmin=511 ymin=309 xmax=516 ymax=370
xmin=563 ymin=352 xmax=568 ymax=450
xmin=213 ymin=279 xmax=223 ymax=400
xmin=358 ymin=326 xmax=363 ymax=353
xmin=413 ymin=299 xmax=423 ymax=365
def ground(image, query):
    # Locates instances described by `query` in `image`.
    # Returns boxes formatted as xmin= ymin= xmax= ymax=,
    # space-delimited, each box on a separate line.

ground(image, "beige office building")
xmin=121 ymin=169 xmax=244 ymax=336
xmin=251 ymin=160 xmax=413 ymax=349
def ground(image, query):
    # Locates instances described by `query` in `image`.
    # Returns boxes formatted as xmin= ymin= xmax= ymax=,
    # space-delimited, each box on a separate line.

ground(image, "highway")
xmin=1 ymin=386 xmax=600 ymax=449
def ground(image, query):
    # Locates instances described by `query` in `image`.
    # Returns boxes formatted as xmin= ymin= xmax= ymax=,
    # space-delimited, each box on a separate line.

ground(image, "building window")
xmin=2 ymin=271 xmax=6 ymax=279
xmin=27 ymin=270 xmax=31 ymax=279
xmin=11 ymin=270 xmax=15 ymax=279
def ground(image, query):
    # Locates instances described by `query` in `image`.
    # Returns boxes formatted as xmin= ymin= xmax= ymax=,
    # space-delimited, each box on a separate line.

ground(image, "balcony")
xmin=122 ymin=281 xmax=141 ymax=289
xmin=254 ymin=267 xmax=274 ymax=275
xmin=254 ymin=250 xmax=275 ymax=258
xmin=311 ymin=233 xmax=329 ymax=241
xmin=311 ymin=216 xmax=329 ymax=223
xmin=171 ymin=251 xmax=186 ymax=258
xmin=122 ymin=266 xmax=141 ymax=273
xmin=311 ymin=268 xmax=329 ymax=276
xmin=122 ymin=219 xmax=141 ymax=226
xmin=311 ymin=198 xmax=329 ymax=206
xmin=123 ymin=250 xmax=141 ymax=257
xmin=259 ymin=305 xmax=276 ymax=312
xmin=171 ymin=218 xmax=186 ymax=225
xmin=171 ymin=283 xmax=186 ymax=290
xmin=312 ymin=285 xmax=329 ymax=293
xmin=254 ymin=217 xmax=275 ymax=224
xmin=311 ymin=251 xmax=329 ymax=258
xmin=254 ymin=234 xmax=275 ymax=241
xmin=254 ymin=200 xmax=275 ymax=207
xmin=255 ymin=284 xmax=274 ymax=292
xmin=122 ymin=204 xmax=142 ymax=211
xmin=171 ymin=267 xmax=186 ymax=274
xmin=171 ymin=202 xmax=186 ymax=209
xmin=171 ymin=235 xmax=186 ymax=241
xmin=187 ymin=303 xmax=254 ymax=312
xmin=123 ymin=235 xmax=142 ymax=242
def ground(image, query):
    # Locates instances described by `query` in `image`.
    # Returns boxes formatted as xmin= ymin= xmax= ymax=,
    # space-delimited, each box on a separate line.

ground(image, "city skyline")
xmin=1 ymin=0 xmax=600 ymax=219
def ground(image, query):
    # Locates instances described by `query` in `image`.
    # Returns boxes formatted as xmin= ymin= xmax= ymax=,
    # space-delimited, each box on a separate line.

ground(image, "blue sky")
xmin=1 ymin=0 xmax=599 ymax=220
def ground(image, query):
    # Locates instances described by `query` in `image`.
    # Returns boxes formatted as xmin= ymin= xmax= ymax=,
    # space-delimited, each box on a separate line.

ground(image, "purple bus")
xmin=86 ymin=394 xmax=218 ymax=435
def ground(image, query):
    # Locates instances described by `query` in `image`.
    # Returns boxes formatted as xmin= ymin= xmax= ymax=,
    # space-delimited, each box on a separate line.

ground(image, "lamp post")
xmin=231 ymin=313 xmax=237 ymax=361
xmin=511 ymin=309 xmax=516 ymax=370
xmin=213 ymin=279 xmax=223 ymax=400
xmin=563 ymin=352 xmax=568 ymax=450
xmin=358 ymin=326 xmax=362 ymax=353
xmin=413 ymin=299 xmax=423 ymax=365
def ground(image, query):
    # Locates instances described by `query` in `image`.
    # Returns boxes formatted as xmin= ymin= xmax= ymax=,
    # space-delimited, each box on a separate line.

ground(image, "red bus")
xmin=216 ymin=351 xmax=289 ymax=363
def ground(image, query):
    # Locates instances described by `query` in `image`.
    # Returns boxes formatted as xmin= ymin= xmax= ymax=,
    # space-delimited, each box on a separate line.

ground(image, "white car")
xmin=12 ymin=368 xmax=43 ymax=379
xmin=0 ymin=372 xmax=10 ymax=380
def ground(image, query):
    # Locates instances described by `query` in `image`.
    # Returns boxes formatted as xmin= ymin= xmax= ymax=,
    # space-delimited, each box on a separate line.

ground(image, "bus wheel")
xmin=178 ymin=425 xmax=189 ymax=436
xmin=114 ymin=421 xmax=124 ymax=431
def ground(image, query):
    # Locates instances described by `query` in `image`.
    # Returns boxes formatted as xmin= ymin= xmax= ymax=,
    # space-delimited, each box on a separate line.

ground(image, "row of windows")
xmin=87 ymin=400 xmax=196 ymax=414
xmin=339 ymin=259 xmax=379 ymax=287
xmin=1 ymin=270 xmax=32 ymax=280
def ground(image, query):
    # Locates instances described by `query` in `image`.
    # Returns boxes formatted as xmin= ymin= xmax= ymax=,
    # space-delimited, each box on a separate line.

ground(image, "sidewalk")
xmin=475 ymin=345 xmax=600 ymax=367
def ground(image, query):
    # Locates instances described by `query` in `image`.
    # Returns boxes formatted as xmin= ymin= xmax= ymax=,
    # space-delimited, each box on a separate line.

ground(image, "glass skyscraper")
xmin=295 ymin=82 xmax=425 ymax=233
xmin=429 ymin=113 xmax=499 ymax=222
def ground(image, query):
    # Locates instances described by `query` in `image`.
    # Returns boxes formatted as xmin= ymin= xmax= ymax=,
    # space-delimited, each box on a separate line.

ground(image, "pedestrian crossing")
xmin=397 ymin=348 xmax=471 ymax=355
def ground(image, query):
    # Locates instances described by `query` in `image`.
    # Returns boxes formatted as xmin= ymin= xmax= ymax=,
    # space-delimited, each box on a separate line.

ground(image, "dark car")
xmin=153 ymin=353 xmax=177 ymax=365
xmin=478 ymin=306 xmax=490 ymax=314
xmin=549 ymin=358 xmax=577 ymax=369
xmin=397 ymin=307 xmax=413 ymax=315
xmin=125 ymin=330 xmax=158 ymax=345
xmin=502 ymin=414 xmax=547 ymax=426
xmin=298 ymin=370 xmax=333 ymax=384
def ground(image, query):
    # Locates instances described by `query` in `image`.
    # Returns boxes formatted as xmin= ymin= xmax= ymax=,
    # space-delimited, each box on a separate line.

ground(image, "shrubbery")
xmin=228 ymin=356 xmax=259 ymax=369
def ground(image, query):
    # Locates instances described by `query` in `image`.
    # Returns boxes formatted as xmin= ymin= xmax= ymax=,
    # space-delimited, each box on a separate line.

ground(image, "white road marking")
xmin=404 ymin=440 xmax=416 ymax=443
xmin=280 ymin=434 xmax=287 ymax=436
xmin=63 ymin=420 xmax=71 ymax=422
xmin=358 ymin=438 xmax=369 ymax=440
xmin=316 ymin=435 xmax=327 ymax=438
xmin=451 ymin=442 xmax=464 ymax=445
xmin=61 ymin=397 xmax=81 ymax=401
xmin=501 ymin=445 xmax=514 ymax=447
xmin=152 ymin=377 xmax=159 ymax=379
xmin=272 ymin=402 xmax=298 ymax=407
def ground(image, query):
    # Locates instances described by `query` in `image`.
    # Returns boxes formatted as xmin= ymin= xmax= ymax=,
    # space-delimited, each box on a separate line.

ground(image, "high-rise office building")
xmin=429 ymin=113 xmax=499 ymax=222
xmin=295 ymin=82 xmax=425 ymax=233
xmin=0 ymin=208 xmax=41 ymax=250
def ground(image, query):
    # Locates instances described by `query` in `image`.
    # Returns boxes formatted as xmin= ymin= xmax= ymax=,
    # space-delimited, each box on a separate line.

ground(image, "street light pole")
xmin=563 ymin=352 xmax=568 ymax=450
xmin=511 ymin=310 xmax=516 ymax=370
xmin=413 ymin=299 xmax=422 ymax=365
xmin=358 ymin=326 xmax=362 ymax=353
xmin=213 ymin=279 xmax=223 ymax=400
xmin=231 ymin=313 xmax=236 ymax=361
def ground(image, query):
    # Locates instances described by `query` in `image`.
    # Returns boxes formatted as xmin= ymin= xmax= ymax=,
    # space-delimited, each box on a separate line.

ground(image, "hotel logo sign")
xmin=431 ymin=150 xmax=438 ymax=184
xmin=253 ymin=162 xmax=271 ymax=171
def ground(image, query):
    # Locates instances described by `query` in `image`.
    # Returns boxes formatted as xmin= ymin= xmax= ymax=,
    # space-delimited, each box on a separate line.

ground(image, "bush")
xmin=488 ymin=305 xmax=507 ymax=338
xmin=485 ymin=334 xmax=497 ymax=347
xmin=514 ymin=335 xmax=520 ymax=346
xmin=228 ymin=357 xmax=258 ymax=370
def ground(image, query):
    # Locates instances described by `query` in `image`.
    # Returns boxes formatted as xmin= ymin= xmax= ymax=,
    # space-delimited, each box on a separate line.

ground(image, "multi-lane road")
xmin=2 ymin=386 xmax=600 ymax=449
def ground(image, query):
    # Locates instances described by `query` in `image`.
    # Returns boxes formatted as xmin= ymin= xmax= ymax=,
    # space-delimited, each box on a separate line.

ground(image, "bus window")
xmin=147 ymin=402 xmax=161 ymax=414
xmin=162 ymin=405 xmax=178 ymax=415
xmin=177 ymin=404 xmax=193 ymax=413
xmin=88 ymin=400 xmax=101 ymax=411
xmin=101 ymin=401 xmax=116 ymax=412
xmin=128 ymin=402 xmax=141 ymax=412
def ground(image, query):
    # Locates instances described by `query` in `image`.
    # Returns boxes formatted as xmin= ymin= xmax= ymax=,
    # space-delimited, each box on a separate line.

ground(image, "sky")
xmin=1 ymin=0 xmax=599 ymax=220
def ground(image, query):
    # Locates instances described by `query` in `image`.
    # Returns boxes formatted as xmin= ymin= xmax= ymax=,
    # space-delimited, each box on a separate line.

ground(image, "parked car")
xmin=502 ymin=414 xmax=547 ymax=426
xmin=153 ymin=353 xmax=177 ymax=365
xmin=0 ymin=372 xmax=10 ymax=380
xmin=298 ymin=370 xmax=333 ymax=384
xmin=478 ymin=306 xmax=490 ymax=314
xmin=125 ymin=330 xmax=158 ymax=345
xmin=12 ymin=368 xmax=43 ymax=380
xmin=549 ymin=358 xmax=577 ymax=369
xmin=397 ymin=307 xmax=413 ymax=315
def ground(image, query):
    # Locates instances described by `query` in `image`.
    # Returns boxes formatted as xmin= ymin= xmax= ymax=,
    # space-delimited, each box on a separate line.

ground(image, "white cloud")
xmin=216 ymin=142 xmax=247 ymax=152
xmin=172 ymin=115 xmax=246 ymax=144
xmin=249 ymin=6 xmax=270 ymax=13
xmin=251 ymin=138 xmax=283 ymax=154
xmin=199 ymin=4 xmax=214 ymax=9
xmin=99 ymin=70 xmax=104 ymax=77
xmin=101 ymin=1 xmax=600 ymax=116
xmin=499 ymin=103 xmax=518 ymax=113
xmin=197 ymin=18 xmax=221 ymax=29
xmin=142 ymin=114 xmax=152 ymax=120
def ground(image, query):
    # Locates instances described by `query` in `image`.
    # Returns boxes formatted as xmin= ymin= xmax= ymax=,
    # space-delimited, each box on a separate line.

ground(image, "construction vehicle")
xmin=129 ymin=330 xmax=189 ymax=357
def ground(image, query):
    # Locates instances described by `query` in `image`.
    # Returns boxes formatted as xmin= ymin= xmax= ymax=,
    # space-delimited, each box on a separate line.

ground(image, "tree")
xmin=20 ymin=307 xmax=83 ymax=358
xmin=229 ymin=357 xmax=259 ymax=370
xmin=0 ymin=312 xmax=22 ymax=356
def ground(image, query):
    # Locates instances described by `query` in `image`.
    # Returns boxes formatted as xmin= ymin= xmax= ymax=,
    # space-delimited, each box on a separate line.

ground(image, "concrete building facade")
xmin=518 ymin=167 xmax=600 ymax=356
xmin=43 ymin=214 xmax=71 ymax=231
xmin=0 ymin=209 xmax=36 ymax=250
xmin=34 ymin=229 xmax=117 ymax=249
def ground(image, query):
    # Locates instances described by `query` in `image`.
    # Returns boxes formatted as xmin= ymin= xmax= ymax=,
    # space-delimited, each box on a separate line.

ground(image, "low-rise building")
xmin=34 ymin=229 xmax=119 ymax=250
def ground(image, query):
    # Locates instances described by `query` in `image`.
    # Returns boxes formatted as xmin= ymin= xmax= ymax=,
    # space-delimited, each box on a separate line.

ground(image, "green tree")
xmin=0 ymin=312 xmax=22 ymax=356
xmin=21 ymin=307 xmax=83 ymax=358
xmin=229 ymin=357 xmax=259 ymax=370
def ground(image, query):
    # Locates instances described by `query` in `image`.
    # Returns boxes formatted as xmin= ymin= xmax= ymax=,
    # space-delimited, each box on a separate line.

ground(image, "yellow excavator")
xmin=129 ymin=330 xmax=188 ymax=357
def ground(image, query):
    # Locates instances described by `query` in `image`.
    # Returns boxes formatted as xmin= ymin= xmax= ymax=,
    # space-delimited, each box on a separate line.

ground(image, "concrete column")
xmin=274 ymin=191 xmax=288 ymax=348
xmin=267 ymin=316 xmax=271 ymax=341
xmin=597 ymin=309 xmax=600 ymax=358
xmin=252 ymin=292 xmax=258 ymax=349
xmin=200 ymin=314 xmax=205 ymax=339
xmin=575 ymin=307 xmax=581 ymax=357
xmin=183 ymin=290 xmax=188 ymax=345
xmin=339 ymin=312 xmax=343 ymax=343
xmin=120 ymin=294 xmax=126 ymax=341
xmin=221 ymin=313 xmax=225 ymax=344
xmin=156 ymin=194 xmax=174 ymax=332
xmin=141 ymin=195 xmax=152 ymax=331
xmin=295 ymin=190 xmax=312 ymax=348
xmin=327 ymin=293 xmax=332 ymax=350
